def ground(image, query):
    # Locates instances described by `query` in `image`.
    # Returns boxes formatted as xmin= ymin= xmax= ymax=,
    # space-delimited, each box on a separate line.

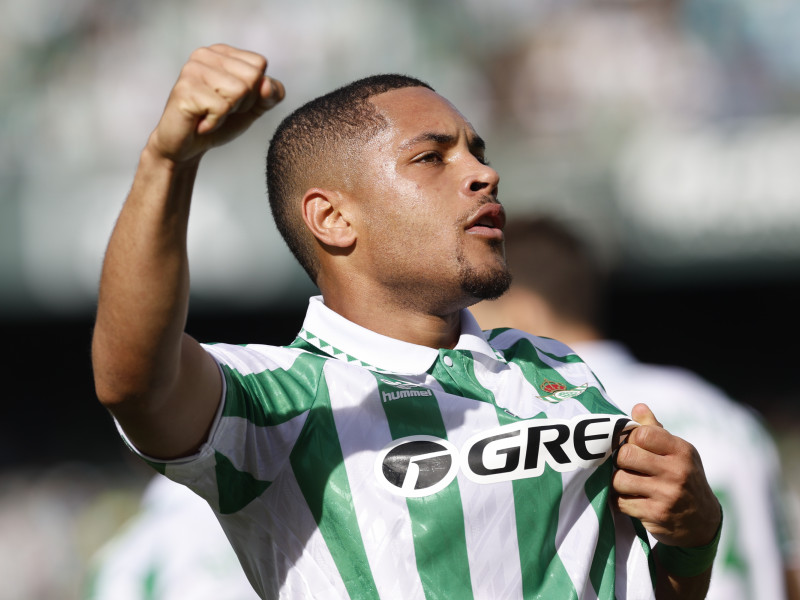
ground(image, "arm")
xmin=91 ymin=45 xmax=284 ymax=459
xmin=613 ymin=403 xmax=722 ymax=599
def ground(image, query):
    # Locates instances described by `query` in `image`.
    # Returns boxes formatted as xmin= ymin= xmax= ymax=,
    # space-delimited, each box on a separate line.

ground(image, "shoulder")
xmin=201 ymin=341 xmax=323 ymax=375
xmin=484 ymin=326 xmax=578 ymax=358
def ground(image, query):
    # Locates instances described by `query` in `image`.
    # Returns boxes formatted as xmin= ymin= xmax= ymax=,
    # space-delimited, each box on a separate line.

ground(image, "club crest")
xmin=538 ymin=379 xmax=589 ymax=403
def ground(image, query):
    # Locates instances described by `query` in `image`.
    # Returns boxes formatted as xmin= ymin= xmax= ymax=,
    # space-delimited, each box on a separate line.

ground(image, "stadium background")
xmin=1 ymin=1 xmax=799 ymax=598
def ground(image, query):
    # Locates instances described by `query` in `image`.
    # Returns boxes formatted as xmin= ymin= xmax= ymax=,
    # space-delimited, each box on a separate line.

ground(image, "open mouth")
xmin=466 ymin=203 xmax=505 ymax=237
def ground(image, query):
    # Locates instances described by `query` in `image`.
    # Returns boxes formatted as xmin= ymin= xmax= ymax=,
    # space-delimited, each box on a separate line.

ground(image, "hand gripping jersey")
xmin=120 ymin=297 xmax=656 ymax=600
xmin=572 ymin=340 xmax=797 ymax=600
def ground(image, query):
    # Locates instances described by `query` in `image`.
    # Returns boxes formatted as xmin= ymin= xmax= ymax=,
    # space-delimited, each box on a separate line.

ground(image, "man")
xmin=471 ymin=215 xmax=800 ymax=600
xmin=92 ymin=44 xmax=721 ymax=599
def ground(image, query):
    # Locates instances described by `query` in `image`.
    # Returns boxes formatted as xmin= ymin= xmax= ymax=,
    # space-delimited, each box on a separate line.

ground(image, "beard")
xmin=457 ymin=240 xmax=512 ymax=300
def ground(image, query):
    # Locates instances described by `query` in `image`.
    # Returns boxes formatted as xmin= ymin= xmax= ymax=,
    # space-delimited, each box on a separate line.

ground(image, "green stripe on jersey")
xmin=377 ymin=373 xmax=474 ymax=600
xmin=142 ymin=564 xmax=158 ymax=600
xmin=585 ymin=463 xmax=617 ymax=598
xmin=494 ymin=409 xmax=577 ymax=599
xmin=426 ymin=351 xmax=576 ymax=597
xmin=632 ymin=518 xmax=657 ymax=585
xmin=214 ymin=451 xmax=271 ymax=514
xmin=503 ymin=338 xmax=623 ymax=416
xmin=220 ymin=351 xmax=324 ymax=426
xmin=290 ymin=367 xmax=380 ymax=599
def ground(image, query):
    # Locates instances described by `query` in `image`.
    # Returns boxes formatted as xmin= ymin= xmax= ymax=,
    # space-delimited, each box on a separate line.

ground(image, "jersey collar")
xmin=298 ymin=295 xmax=499 ymax=375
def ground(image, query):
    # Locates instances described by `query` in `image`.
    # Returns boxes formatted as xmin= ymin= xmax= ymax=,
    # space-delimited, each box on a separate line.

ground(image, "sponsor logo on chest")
xmin=375 ymin=414 xmax=632 ymax=498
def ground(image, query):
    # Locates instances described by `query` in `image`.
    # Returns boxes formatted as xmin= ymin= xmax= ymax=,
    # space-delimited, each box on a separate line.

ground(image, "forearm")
xmin=92 ymin=144 xmax=200 ymax=409
xmin=91 ymin=45 xmax=283 ymax=458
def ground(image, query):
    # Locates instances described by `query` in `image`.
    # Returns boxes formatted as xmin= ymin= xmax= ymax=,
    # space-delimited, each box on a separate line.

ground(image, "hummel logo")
xmin=379 ymin=378 xmax=434 ymax=403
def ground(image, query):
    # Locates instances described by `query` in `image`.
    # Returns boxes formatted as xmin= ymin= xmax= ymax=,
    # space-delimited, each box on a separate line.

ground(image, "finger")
xmin=199 ymin=68 xmax=256 ymax=109
xmin=185 ymin=86 xmax=242 ymax=135
xmin=186 ymin=45 xmax=267 ymax=106
xmin=206 ymin=43 xmax=269 ymax=72
xmin=256 ymin=76 xmax=285 ymax=112
xmin=197 ymin=74 xmax=284 ymax=132
xmin=614 ymin=440 xmax=668 ymax=477
xmin=613 ymin=420 xmax=637 ymax=453
xmin=631 ymin=403 xmax=663 ymax=428
xmin=613 ymin=494 xmax=670 ymax=536
xmin=190 ymin=64 xmax=269 ymax=134
xmin=626 ymin=423 xmax=682 ymax=458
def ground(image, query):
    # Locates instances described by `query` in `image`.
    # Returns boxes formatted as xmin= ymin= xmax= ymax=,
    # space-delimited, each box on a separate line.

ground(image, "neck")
xmin=320 ymin=285 xmax=464 ymax=350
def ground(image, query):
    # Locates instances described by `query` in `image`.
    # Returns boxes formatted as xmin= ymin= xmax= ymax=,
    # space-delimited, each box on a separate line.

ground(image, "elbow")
xmin=91 ymin=352 xmax=171 ymax=413
xmin=91 ymin=333 xmax=172 ymax=412
xmin=93 ymin=369 xmax=152 ymax=412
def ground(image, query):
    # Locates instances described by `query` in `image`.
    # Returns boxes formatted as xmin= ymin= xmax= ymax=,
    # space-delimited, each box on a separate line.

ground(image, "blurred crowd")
xmin=3 ymin=0 xmax=800 ymax=313
xmin=2 ymin=0 xmax=800 ymax=598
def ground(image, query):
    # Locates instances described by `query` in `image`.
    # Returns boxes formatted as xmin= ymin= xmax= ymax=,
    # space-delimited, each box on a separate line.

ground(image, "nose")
xmin=464 ymin=158 xmax=500 ymax=198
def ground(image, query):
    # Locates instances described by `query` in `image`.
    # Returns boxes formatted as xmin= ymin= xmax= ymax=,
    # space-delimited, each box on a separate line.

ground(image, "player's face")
xmin=349 ymin=86 xmax=510 ymax=314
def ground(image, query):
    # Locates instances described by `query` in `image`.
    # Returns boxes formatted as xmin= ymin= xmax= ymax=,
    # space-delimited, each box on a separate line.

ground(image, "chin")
xmin=460 ymin=266 xmax=512 ymax=301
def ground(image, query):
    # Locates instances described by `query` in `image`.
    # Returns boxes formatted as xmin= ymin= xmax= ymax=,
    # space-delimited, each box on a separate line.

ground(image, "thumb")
xmin=631 ymin=403 xmax=663 ymax=428
xmin=256 ymin=76 xmax=285 ymax=112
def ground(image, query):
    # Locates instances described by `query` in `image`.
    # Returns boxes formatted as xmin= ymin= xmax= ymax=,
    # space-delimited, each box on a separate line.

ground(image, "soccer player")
xmin=92 ymin=44 xmax=721 ymax=599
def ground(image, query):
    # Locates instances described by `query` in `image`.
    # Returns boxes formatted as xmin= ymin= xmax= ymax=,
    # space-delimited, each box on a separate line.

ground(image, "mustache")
xmin=457 ymin=195 xmax=504 ymax=227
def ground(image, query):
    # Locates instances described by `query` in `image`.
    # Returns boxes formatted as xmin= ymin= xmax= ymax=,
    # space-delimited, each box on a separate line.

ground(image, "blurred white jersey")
xmin=84 ymin=474 xmax=260 ymax=600
xmin=573 ymin=340 xmax=794 ymax=600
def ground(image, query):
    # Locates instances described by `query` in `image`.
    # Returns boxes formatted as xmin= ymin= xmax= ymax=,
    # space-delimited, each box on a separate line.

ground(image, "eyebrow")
xmin=401 ymin=131 xmax=487 ymax=153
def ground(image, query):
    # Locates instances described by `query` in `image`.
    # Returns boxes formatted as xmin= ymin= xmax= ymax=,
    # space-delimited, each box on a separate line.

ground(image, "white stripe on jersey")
xmin=214 ymin=413 xmax=308 ymax=482
xmin=326 ymin=361 xmax=428 ymax=599
xmin=222 ymin=468 xmax=350 ymax=599
xmin=557 ymin=469 xmax=601 ymax=600
xmin=204 ymin=342 xmax=304 ymax=375
xmin=435 ymin=387 xmax=525 ymax=599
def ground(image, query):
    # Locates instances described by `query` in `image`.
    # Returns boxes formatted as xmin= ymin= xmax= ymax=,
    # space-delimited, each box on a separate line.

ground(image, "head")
xmin=471 ymin=215 xmax=607 ymax=340
xmin=267 ymin=74 xmax=434 ymax=283
xmin=267 ymin=76 xmax=510 ymax=313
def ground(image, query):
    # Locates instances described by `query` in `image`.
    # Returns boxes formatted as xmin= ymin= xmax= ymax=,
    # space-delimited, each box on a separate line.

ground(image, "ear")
xmin=301 ymin=188 xmax=357 ymax=249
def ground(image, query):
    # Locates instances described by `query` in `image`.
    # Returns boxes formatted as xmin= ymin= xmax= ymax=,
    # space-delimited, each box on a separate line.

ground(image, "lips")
xmin=465 ymin=203 xmax=506 ymax=238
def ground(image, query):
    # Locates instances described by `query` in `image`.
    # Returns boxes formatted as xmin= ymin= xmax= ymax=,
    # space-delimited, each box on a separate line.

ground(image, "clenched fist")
xmin=148 ymin=44 xmax=285 ymax=164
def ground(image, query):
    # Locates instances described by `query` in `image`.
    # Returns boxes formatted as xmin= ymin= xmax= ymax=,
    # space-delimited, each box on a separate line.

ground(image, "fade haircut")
xmin=503 ymin=216 xmax=608 ymax=331
xmin=266 ymin=74 xmax=434 ymax=283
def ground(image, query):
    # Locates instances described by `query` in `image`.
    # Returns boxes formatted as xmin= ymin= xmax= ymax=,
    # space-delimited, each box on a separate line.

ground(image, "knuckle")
xmin=189 ymin=46 xmax=213 ymax=62
xmin=652 ymin=504 xmax=671 ymax=527
xmin=634 ymin=424 xmax=657 ymax=446
xmin=253 ymin=54 xmax=268 ymax=72
xmin=229 ymin=78 xmax=250 ymax=97
xmin=616 ymin=443 xmax=634 ymax=466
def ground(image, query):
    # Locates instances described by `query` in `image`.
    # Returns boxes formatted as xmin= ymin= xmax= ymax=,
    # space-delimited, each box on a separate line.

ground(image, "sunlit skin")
xmin=312 ymin=86 xmax=510 ymax=349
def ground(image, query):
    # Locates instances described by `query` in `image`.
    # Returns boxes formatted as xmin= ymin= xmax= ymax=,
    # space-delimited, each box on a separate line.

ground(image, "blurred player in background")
xmin=83 ymin=474 xmax=260 ymax=600
xmin=471 ymin=214 xmax=800 ymax=600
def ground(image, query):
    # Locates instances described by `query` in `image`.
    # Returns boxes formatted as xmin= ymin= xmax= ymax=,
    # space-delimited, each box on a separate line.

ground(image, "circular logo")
xmin=375 ymin=436 xmax=460 ymax=498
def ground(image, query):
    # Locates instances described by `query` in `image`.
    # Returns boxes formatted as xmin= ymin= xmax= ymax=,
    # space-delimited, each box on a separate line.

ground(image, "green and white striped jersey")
xmin=125 ymin=296 xmax=656 ymax=599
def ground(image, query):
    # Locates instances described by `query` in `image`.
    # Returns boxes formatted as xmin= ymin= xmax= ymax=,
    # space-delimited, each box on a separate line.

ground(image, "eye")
xmin=415 ymin=151 xmax=443 ymax=164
